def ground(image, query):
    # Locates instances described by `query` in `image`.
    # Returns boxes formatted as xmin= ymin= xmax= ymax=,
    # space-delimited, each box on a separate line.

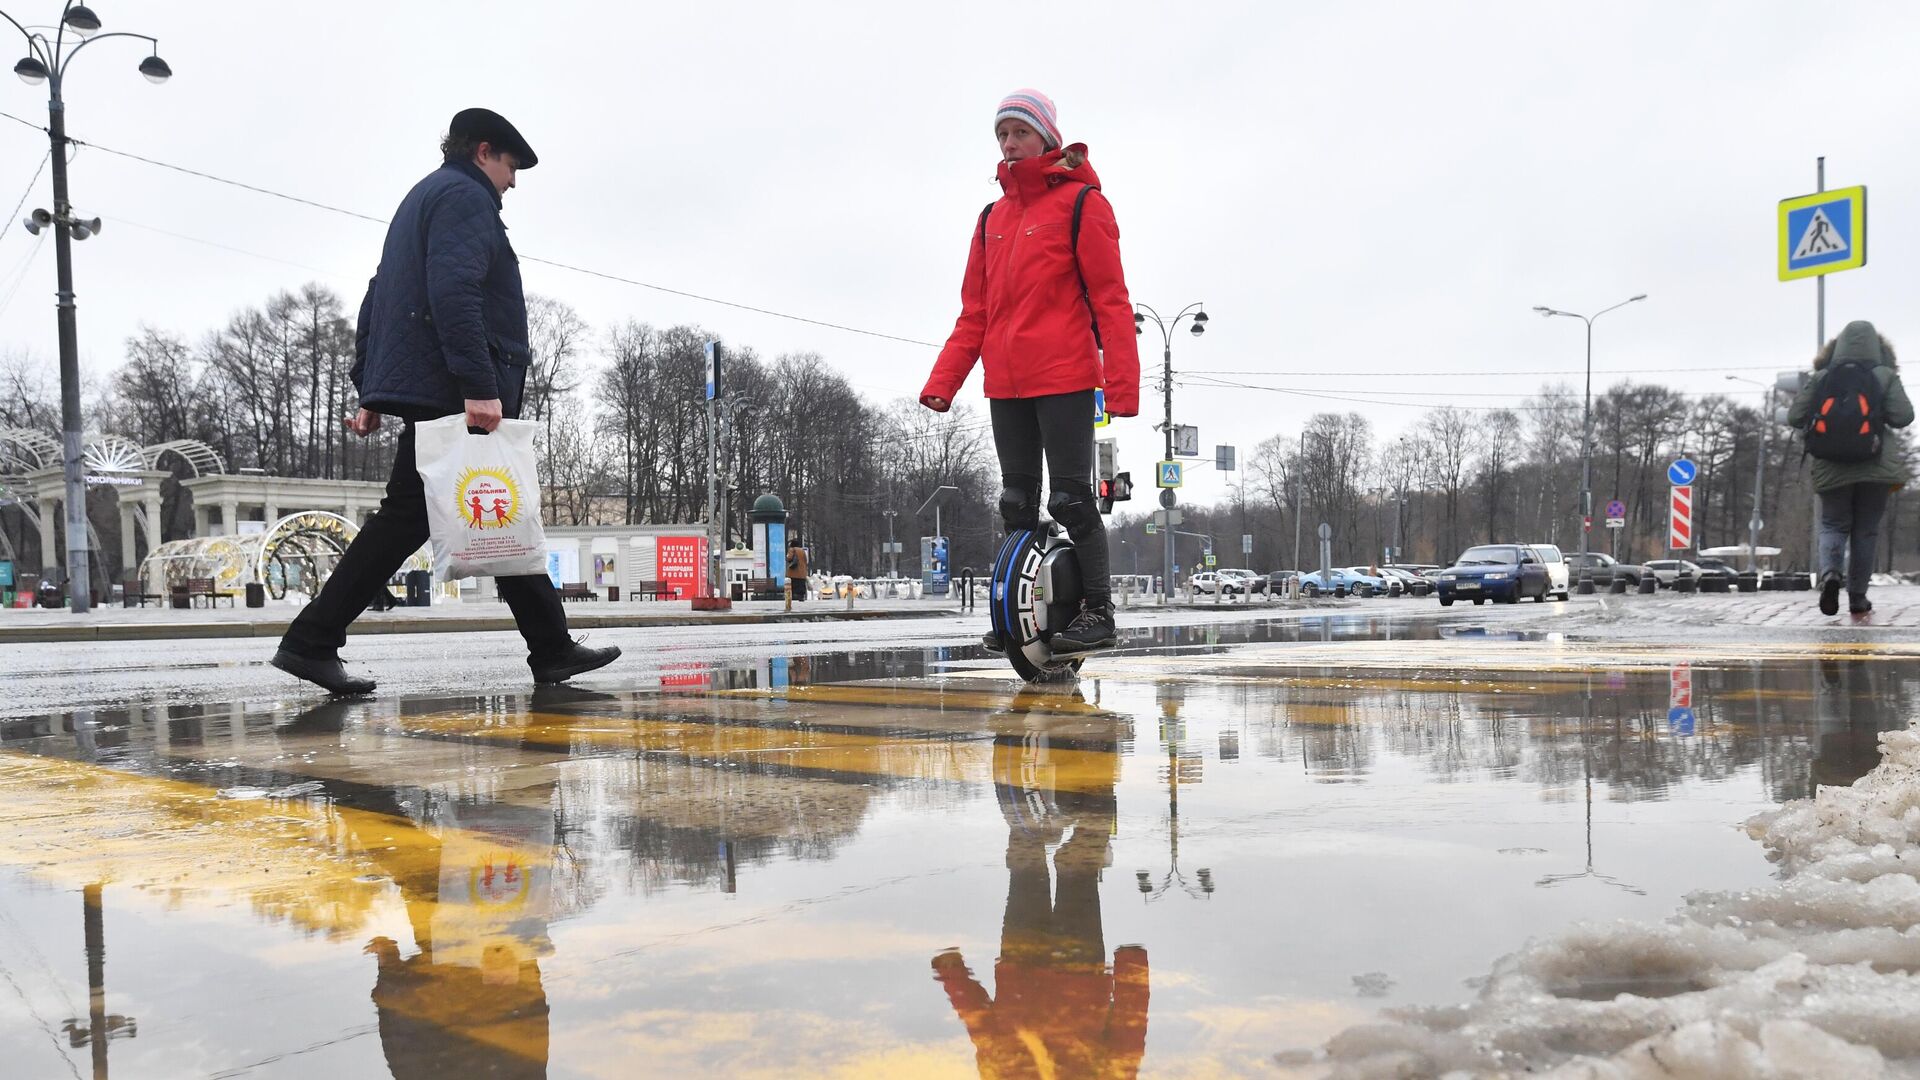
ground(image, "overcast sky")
xmin=2 ymin=1 xmax=1917 ymax=508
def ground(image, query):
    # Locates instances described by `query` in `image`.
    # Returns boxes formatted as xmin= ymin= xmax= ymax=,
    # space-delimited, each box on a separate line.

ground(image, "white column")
xmin=144 ymin=491 xmax=163 ymax=550
xmin=36 ymin=498 xmax=58 ymax=576
xmin=219 ymin=499 xmax=239 ymax=536
xmin=193 ymin=501 xmax=210 ymax=538
xmin=118 ymin=502 xmax=137 ymax=584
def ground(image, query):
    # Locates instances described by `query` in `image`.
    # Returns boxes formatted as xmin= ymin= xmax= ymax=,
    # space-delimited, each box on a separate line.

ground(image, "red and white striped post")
xmin=1669 ymin=485 xmax=1693 ymax=551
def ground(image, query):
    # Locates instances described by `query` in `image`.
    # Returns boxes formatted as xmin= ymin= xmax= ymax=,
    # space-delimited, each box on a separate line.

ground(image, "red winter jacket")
xmin=922 ymin=144 xmax=1140 ymax=416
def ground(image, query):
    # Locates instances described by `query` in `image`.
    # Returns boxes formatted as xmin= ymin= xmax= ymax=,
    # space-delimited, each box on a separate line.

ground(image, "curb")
xmin=0 ymin=606 xmax=959 ymax=645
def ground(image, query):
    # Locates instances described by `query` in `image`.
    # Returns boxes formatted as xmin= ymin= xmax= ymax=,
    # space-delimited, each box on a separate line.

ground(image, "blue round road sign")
xmin=1605 ymin=500 xmax=1626 ymax=519
xmin=1667 ymin=458 xmax=1698 ymax=486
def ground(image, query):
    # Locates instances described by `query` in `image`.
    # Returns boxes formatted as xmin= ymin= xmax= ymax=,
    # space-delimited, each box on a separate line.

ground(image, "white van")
xmin=1526 ymin=544 xmax=1571 ymax=600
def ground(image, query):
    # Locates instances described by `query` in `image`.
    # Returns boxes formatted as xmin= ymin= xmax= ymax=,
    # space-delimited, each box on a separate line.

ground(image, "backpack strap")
xmin=975 ymin=185 xmax=1106 ymax=349
xmin=1071 ymin=184 xmax=1103 ymax=350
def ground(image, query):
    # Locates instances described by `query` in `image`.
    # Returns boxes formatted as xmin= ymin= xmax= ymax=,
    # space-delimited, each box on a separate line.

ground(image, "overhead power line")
xmin=0 ymin=108 xmax=941 ymax=349
xmin=0 ymin=148 xmax=50 ymax=259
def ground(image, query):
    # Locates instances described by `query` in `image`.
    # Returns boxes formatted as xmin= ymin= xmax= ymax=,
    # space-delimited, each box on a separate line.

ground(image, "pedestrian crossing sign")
xmin=1779 ymin=186 xmax=1866 ymax=281
xmin=1156 ymin=461 xmax=1183 ymax=488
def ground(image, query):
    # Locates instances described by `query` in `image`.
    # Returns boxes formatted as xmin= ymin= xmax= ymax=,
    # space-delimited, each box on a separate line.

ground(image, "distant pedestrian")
xmin=786 ymin=537 xmax=810 ymax=601
xmin=920 ymin=89 xmax=1140 ymax=654
xmin=1788 ymin=319 xmax=1914 ymax=616
xmin=271 ymin=108 xmax=619 ymax=695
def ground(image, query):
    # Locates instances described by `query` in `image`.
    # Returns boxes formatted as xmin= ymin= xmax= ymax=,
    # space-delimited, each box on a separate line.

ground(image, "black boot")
xmin=271 ymin=648 xmax=377 ymax=696
xmin=530 ymin=639 xmax=622 ymax=684
xmin=1819 ymin=572 xmax=1842 ymax=616
xmin=981 ymin=630 xmax=1005 ymax=653
xmin=1051 ymin=601 xmax=1116 ymax=654
xmin=1850 ymin=593 xmax=1873 ymax=615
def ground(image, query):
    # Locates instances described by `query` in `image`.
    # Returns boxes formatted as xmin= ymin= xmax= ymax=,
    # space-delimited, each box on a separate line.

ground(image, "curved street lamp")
xmin=1532 ymin=294 xmax=1646 ymax=592
xmin=1135 ymin=302 xmax=1209 ymax=601
xmin=5 ymin=2 xmax=173 ymax=613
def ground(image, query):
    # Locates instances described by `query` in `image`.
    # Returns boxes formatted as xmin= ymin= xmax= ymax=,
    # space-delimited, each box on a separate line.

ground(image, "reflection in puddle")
xmin=0 ymin=627 xmax=1915 ymax=1075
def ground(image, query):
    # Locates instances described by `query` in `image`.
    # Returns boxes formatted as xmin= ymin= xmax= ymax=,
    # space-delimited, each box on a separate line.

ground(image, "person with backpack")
xmin=920 ymin=90 xmax=1140 ymax=654
xmin=1788 ymin=319 xmax=1914 ymax=615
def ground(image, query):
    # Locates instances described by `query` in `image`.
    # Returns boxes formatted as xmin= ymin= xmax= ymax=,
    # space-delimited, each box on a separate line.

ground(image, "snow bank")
xmin=1295 ymin=729 xmax=1920 ymax=1079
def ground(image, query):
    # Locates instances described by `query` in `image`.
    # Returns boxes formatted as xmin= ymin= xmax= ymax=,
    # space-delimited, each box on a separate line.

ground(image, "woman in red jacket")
xmin=922 ymin=89 xmax=1140 ymax=653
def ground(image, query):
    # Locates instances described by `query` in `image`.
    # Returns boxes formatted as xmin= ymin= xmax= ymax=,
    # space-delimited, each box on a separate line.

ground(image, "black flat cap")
xmin=449 ymin=107 xmax=538 ymax=168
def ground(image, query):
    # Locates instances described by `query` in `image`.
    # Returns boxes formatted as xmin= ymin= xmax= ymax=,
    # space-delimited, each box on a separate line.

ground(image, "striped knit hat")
xmin=995 ymin=89 xmax=1061 ymax=151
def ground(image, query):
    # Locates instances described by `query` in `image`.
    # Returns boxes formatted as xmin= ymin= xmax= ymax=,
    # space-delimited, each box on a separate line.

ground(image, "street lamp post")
xmin=1134 ymin=302 xmax=1208 ymax=600
xmin=1533 ymin=295 xmax=1647 ymax=592
xmin=882 ymin=508 xmax=898 ymax=578
xmin=7 ymin=3 xmax=172 ymax=614
xmin=1726 ymin=375 xmax=1772 ymax=572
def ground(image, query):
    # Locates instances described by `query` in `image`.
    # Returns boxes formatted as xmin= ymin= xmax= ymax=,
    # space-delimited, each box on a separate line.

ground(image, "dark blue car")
xmin=1435 ymin=544 xmax=1553 ymax=605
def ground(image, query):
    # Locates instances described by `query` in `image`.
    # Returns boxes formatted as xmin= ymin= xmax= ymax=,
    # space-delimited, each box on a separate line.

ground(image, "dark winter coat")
xmin=1787 ymin=319 xmax=1914 ymax=492
xmin=351 ymin=160 xmax=532 ymax=419
xmin=922 ymin=144 xmax=1141 ymax=416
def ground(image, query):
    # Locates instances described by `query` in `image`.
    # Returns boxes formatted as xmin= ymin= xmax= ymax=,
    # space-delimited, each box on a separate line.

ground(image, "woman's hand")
xmin=345 ymin=409 xmax=382 ymax=437
xmin=922 ymin=395 xmax=950 ymax=412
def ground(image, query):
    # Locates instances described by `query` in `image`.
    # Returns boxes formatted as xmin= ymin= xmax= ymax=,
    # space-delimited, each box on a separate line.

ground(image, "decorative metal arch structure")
xmin=138 ymin=511 xmax=432 ymax=600
xmin=0 ymin=427 xmax=58 ymax=473
xmin=144 ymin=439 xmax=225 ymax=476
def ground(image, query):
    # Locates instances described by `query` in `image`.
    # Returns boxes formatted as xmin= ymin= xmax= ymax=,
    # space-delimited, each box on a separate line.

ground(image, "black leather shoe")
xmin=530 ymin=640 xmax=621 ymax=684
xmin=1819 ymin=572 xmax=1842 ymax=616
xmin=981 ymin=631 xmax=1005 ymax=653
xmin=1850 ymin=594 xmax=1873 ymax=615
xmin=271 ymin=648 xmax=376 ymax=696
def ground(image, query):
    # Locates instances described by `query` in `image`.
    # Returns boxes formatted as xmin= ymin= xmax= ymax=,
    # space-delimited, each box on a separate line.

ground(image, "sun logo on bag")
xmin=455 ymin=467 xmax=521 ymax=529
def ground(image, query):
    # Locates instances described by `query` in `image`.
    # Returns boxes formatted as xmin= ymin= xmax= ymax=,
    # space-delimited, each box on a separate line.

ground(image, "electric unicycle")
xmin=988 ymin=523 xmax=1093 ymax=682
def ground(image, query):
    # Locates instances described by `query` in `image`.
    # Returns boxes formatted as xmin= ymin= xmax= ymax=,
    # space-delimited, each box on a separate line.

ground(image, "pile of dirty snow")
xmin=1284 ymin=729 xmax=1920 ymax=1078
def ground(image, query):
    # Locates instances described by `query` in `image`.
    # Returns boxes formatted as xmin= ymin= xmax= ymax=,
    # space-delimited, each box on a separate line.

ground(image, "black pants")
xmin=990 ymin=390 xmax=1109 ymax=606
xmin=1817 ymin=483 xmax=1893 ymax=596
xmin=281 ymin=420 xmax=572 ymax=662
xmin=789 ymin=576 xmax=808 ymax=600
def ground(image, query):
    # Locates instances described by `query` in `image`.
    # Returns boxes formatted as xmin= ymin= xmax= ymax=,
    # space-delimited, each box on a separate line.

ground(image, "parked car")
xmin=1377 ymin=566 xmax=1433 ymax=596
xmin=1565 ymin=552 xmax=1647 ymax=588
xmin=1297 ymin=567 xmax=1390 ymax=597
xmin=1190 ymin=571 xmax=1224 ymax=594
xmin=1345 ymin=566 xmax=1402 ymax=597
xmin=1267 ymin=569 xmax=1302 ymax=594
xmin=1694 ymin=557 xmax=1770 ymax=584
xmin=1526 ymin=544 xmax=1572 ymax=600
xmin=1435 ymin=544 xmax=1554 ymax=605
xmin=1643 ymin=559 xmax=1732 ymax=588
xmin=1216 ymin=568 xmax=1267 ymax=595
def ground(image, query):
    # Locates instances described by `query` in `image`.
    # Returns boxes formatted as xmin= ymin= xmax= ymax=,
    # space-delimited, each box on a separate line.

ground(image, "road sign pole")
xmin=1814 ymin=156 xmax=1825 ymax=575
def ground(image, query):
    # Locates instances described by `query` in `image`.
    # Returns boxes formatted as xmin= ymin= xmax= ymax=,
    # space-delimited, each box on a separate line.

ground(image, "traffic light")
xmin=1097 ymin=472 xmax=1133 ymax=514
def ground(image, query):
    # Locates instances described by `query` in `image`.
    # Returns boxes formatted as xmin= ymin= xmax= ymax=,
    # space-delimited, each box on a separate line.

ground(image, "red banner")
xmin=656 ymin=536 xmax=707 ymax=600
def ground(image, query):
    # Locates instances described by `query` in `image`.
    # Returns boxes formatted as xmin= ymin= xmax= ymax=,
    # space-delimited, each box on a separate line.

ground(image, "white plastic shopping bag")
xmin=413 ymin=416 xmax=549 ymax=580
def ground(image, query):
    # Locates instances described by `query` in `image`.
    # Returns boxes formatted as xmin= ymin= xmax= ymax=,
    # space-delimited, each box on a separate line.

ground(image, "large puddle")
xmin=0 ymin=617 xmax=1914 ymax=1077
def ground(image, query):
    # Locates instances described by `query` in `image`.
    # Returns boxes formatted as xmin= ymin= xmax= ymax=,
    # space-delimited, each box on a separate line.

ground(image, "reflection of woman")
xmin=932 ymin=692 xmax=1148 ymax=1077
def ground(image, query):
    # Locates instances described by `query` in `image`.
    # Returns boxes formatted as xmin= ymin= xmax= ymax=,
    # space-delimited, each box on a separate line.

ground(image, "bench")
xmin=627 ymin=580 xmax=672 ymax=601
xmin=558 ymin=581 xmax=598 ymax=602
xmin=121 ymin=577 xmax=165 ymax=608
xmin=745 ymin=577 xmax=783 ymax=601
xmin=183 ymin=576 xmax=236 ymax=608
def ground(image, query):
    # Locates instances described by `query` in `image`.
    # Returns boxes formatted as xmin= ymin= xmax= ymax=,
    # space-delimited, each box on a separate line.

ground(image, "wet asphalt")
xmin=1 ymin=606 xmax=1915 ymax=1077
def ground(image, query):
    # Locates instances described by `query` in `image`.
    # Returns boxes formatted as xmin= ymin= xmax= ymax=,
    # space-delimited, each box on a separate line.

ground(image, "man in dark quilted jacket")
xmin=272 ymin=109 xmax=618 ymax=695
